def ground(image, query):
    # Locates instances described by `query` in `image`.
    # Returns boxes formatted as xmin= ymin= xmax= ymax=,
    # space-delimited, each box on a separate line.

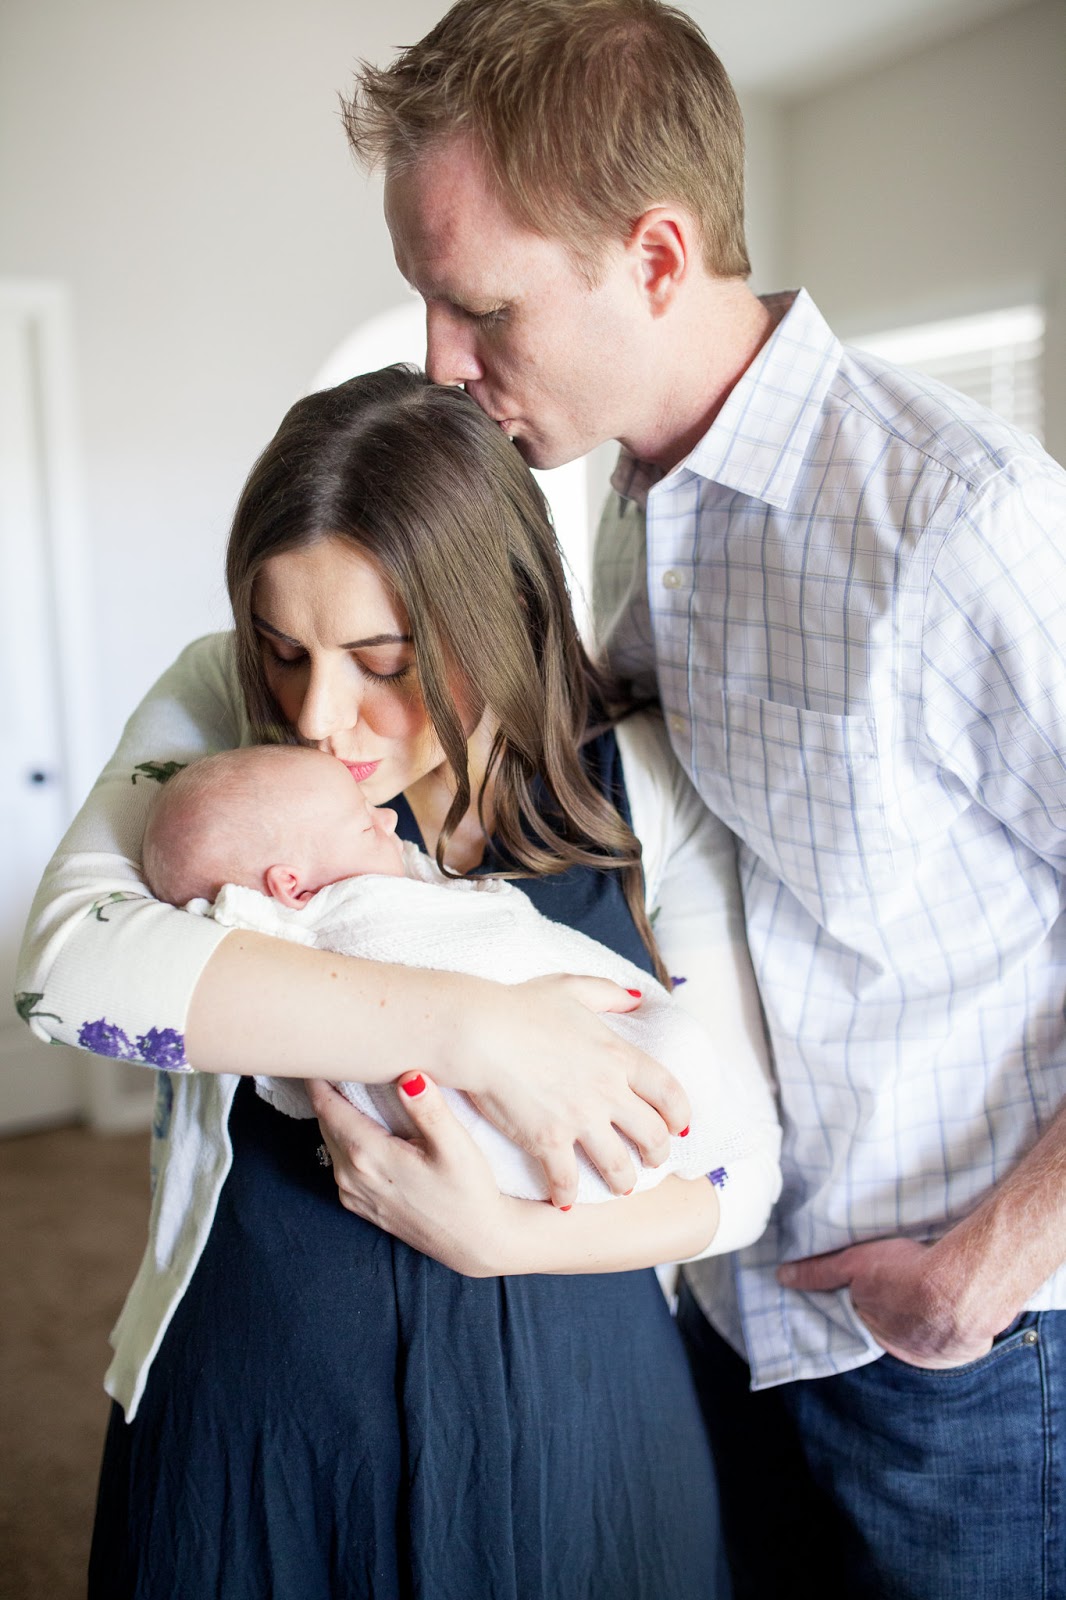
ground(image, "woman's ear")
xmin=264 ymin=864 xmax=307 ymax=908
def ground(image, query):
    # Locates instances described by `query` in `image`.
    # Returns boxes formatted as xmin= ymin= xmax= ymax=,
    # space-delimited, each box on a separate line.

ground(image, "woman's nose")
xmin=295 ymin=662 xmax=358 ymax=744
xmin=424 ymin=304 xmax=483 ymax=388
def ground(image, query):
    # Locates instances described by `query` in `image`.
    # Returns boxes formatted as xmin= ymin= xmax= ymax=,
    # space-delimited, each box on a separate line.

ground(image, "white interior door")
xmin=0 ymin=293 xmax=85 ymax=1129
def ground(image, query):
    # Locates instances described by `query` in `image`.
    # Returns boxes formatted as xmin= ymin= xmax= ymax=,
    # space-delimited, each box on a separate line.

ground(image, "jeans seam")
xmin=877 ymin=1330 xmax=1032 ymax=1383
xmin=1036 ymin=1314 xmax=1050 ymax=1600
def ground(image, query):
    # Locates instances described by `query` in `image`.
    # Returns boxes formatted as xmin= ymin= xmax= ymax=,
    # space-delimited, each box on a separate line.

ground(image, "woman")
xmin=18 ymin=368 xmax=779 ymax=1598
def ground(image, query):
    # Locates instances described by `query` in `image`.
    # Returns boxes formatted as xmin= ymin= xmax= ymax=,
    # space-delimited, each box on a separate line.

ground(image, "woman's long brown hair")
xmin=226 ymin=366 xmax=668 ymax=985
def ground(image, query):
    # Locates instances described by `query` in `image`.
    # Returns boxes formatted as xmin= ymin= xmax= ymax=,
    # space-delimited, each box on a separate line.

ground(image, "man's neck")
xmin=620 ymin=281 xmax=781 ymax=473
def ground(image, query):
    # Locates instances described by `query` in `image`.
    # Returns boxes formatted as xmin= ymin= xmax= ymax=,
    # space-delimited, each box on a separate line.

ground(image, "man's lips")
xmin=343 ymin=760 xmax=381 ymax=782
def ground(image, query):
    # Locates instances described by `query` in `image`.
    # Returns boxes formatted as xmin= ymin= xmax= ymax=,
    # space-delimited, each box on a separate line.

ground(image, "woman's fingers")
xmin=306 ymin=1077 xmax=391 ymax=1150
xmin=574 ymin=976 xmax=644 ymax=1016
xmin=308 ymin=1073 xmax=510 ymax=1274
xmin=393 ymin=1070 xmax=464 ymax=1163
xmin=305 ymin=1079 xmax=394 ymax=1195
xmin=458 ymin=973 xmax=692 ymax=1208
xmin=608 ymin=1094 xmax=676 ymax=1171
xmin=567 ymin=976 xmax=692 ymax=1136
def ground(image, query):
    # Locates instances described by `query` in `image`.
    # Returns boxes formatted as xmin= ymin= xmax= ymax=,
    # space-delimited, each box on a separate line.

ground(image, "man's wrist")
xmin=923 ymin=1222 xmax=1023 ymax=1344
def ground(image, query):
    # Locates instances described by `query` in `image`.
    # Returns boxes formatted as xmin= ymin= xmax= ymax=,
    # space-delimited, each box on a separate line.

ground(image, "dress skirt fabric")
xmin=89 ymin=732 xmax=728 ymax=1598
xmin=91 ymin=1084 xmax=726 ymax=1599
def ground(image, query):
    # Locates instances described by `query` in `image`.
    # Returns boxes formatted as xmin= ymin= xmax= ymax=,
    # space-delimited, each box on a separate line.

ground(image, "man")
xmin=342 ymin=2 xmax=1066 ymax=1594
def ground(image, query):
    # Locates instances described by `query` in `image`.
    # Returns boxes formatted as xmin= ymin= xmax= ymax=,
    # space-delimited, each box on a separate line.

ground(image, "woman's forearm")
xmin=192 ymin=936 xmax=686 ymax=1206
xmin=487 ymin=1176 xmax=719 ymax=1276
xmin=185 ymin=927 xmax=483 ymax=1081
xmin=460 ymin=1177 xmax=717 ymax=1273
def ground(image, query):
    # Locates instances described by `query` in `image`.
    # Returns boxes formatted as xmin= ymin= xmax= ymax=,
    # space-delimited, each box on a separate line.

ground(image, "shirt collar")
xmin=611 ymin=288 xmax=843 ymax=512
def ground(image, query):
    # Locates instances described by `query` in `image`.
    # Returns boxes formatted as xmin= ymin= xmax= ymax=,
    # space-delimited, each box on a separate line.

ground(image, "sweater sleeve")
xmin=616 ymin=711 xmax=783 ymax=1256
xmin=14 ymin=634 xmax=252 ymax=1071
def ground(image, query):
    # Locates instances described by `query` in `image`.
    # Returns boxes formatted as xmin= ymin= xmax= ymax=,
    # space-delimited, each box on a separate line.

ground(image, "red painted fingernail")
xmin=626 ymin=988 xmax=642 ymax=998
xmin=623 ymin=1187 xmax=634 ymax=1196
xmin=559 ymin=1203 xmax=572 ymax=1212
xmin=678 ymin=1125 xmax=690 ymax=1138
xmin=400 ymin=1073 xmax=426 ymax=1098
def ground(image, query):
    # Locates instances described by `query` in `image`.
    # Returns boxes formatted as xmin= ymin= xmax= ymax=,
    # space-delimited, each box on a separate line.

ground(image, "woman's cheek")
xmin=365 ymin=694 xmax=429 ymax=740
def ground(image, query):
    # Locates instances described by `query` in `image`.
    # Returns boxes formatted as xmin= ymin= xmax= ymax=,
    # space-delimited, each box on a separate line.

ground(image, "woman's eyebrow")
xmin=252 ymin=613 xmax=412 ymax=649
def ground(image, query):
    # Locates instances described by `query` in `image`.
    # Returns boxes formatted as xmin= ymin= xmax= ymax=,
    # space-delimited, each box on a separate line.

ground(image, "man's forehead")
xmin=384 ymin=139 xmax=546 ymax=293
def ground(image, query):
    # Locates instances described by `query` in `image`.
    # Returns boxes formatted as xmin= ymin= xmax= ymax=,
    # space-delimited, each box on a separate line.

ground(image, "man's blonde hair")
xmin=342 ymin=0 xmax=749 ymax=281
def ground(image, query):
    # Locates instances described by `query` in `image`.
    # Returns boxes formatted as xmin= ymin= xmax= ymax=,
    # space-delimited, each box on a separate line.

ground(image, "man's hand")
xmin=777 ymin=1236 xmax=1008 ymax=1369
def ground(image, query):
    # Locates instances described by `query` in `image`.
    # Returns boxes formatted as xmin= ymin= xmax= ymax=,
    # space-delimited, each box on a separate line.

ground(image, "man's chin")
xmin=512 ymin=434 xmax=576 ymax=473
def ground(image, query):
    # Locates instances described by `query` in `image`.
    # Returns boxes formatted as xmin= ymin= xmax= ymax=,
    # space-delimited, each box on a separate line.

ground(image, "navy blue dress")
xmin=89 ymin=732 xmax=728 ymax=1599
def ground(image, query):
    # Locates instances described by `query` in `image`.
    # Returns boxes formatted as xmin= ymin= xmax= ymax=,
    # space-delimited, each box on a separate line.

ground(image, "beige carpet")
xmin=0 ymin=1122 xmax=151 ymax=1600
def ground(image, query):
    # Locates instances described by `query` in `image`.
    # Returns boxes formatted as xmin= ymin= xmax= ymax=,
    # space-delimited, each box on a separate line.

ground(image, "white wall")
xmin=0 ymin=0 xmax=442 ymax=763
xmin=780 ymin=0 xmax=1066 ymax=463
xmin=2 ymin=0 xmax=1061 ymax=778
xmin=739 ymin=92 xmax=788 ymax=296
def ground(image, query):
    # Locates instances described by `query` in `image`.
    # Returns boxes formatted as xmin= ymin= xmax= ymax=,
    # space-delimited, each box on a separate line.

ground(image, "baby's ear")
xmin=264 ymin=864 xmax=307 ymax=909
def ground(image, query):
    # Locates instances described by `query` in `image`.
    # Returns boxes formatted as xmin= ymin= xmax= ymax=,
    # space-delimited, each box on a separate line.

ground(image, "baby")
xmin=142 ymin=742 xmax=409 ymax=909
xmin=143 ymin=745 xmax=778 ymax=1222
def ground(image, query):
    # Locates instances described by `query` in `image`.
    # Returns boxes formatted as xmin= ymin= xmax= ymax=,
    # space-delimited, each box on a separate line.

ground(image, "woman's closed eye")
xmin=359 ymin=659 xmax=414 ymax=686
xmin=263 ymin=643 xmax=307 ymax=671
xmin=259 ymin=637 xmax=412 ymax=686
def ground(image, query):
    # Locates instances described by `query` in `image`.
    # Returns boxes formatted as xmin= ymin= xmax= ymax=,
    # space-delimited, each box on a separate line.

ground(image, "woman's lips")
xmin=343 ymin=760 xmax=381 ymax=783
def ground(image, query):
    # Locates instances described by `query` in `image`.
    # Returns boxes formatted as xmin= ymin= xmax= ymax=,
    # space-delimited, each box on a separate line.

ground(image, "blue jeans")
xmin=676 ymin=1277 xmax=1065 ymax=1599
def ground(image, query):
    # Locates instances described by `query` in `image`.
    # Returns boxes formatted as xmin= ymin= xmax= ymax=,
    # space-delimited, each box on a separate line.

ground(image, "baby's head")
xmin=142 ymin=744 xmax=405 ymax=908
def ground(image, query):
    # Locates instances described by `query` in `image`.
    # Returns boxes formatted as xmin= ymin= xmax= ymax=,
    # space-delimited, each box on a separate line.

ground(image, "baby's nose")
xmin=378 ymin=807 xmax=399 ymax=835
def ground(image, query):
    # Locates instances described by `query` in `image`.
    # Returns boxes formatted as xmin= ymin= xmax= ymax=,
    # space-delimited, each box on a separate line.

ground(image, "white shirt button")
xmin=662 ymin=569 xmax=683 ymax=589
xmin=668 ymin=713 xmax=687 ymax=737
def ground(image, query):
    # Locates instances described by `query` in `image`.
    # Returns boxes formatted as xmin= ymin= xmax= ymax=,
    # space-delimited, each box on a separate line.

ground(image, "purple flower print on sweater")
xmin=77 ymin=1018 xmax=138 ymax=1059
xmin=77 ymin=1018 xmax=188 ymax=1071
xmin=136 ymin=1027 xmax=188 ymax=1071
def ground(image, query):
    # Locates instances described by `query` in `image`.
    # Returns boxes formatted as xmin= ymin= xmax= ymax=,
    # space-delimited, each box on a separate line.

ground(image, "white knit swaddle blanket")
xmin=196 ymin=845 xmax=757 ymax=1204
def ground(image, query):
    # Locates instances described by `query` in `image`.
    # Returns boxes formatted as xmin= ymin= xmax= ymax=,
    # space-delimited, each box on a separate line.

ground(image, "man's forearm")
xmin=927 ymin=1102 xmax=1066 ymax=1341
xmin=779 ymin=1100 xmax=1066 ymax=1367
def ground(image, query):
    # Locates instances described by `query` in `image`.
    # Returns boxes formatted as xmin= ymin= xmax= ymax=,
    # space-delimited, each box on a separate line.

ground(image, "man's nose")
xmin=424 ymin=304 xmax=483 ymax=387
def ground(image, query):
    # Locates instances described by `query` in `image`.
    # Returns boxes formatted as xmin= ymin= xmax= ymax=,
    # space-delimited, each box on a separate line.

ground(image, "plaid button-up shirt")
xmin=594 ymin=288 xmax=1066 ymax=1388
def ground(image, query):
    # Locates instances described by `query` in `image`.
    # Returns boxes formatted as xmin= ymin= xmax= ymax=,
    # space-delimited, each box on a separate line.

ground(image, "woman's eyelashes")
xmin=260 ymin=638 xmax=412 ymax=686
xmin=263 ymin=644 xmax=306 ymax=671
xmin=360 ymin=660 xmax=414 ymax=686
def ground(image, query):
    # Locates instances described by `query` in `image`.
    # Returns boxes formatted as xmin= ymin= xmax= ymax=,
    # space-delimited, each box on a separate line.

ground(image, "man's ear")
xmin=264 ymin=864 xmax=307 ymax=909
xmin=628 ymin=206 xmax=691 ymax=316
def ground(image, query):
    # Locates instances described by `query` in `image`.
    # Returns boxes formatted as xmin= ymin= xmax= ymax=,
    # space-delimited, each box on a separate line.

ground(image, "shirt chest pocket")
xmin=721 ymin=690 xmax=896 ymax=907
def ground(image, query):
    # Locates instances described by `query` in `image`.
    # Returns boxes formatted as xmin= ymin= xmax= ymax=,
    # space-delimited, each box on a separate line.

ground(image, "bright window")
xmin=851 ymin=305 xmax=1045 ymax=441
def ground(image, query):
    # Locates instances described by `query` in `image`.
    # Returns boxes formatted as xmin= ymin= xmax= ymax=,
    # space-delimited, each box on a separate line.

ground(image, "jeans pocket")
xmin=877 ymin=1311 xmax=1039 ymax=1384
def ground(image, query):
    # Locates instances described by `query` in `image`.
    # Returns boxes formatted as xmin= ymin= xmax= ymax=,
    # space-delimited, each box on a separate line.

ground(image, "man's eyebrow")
xmin=252 ymin=614 xmax=412 ymax=650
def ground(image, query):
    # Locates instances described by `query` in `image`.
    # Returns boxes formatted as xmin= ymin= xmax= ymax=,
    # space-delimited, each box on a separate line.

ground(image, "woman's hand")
xmin=447 ymin=974 xmax=690 ymax=1208
xmin=306 ymin=1073 xmax=515 ymax=1276
xmin=192 ymin=942 xmax=686 ymax=1209
xmin=308 ymin=1072 xmax=721 ymax=1278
